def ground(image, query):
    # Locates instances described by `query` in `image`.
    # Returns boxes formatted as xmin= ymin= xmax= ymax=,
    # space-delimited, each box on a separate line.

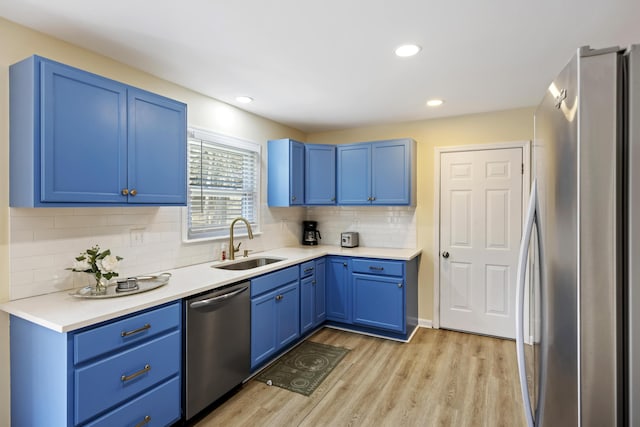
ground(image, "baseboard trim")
xmin=418 ymin=318 xmax=433 ymax=328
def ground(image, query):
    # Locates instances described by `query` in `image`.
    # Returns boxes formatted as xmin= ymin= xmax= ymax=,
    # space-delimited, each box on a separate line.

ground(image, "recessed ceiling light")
xmin=395 ymin=44 xmax=421 ymax=57
xmin=235 ymin=96 xmax=253 ymax=104
xmin=426 ymin=99 xmax=444 ymax=107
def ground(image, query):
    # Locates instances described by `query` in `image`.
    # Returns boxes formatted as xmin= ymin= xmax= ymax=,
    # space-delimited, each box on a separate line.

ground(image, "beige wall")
xmin=308 ymin=107 xmax=535 ymax=322
xmin=0 ymin=17 xmax=305 ymax=424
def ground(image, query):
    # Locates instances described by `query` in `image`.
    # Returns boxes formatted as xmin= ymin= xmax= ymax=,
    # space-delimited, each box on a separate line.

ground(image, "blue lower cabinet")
xmin=326 ymin=256 xmax=352 ymax=323
xmin=251 ymin=289 xmax=279 ymax=367
xmin=9 ymin=301 xmax=182 ymax=426
xmin=325 ymin=257 xmax=419 ymax=340
xmin=85 ymin=377 xmax=180 ymax=427
xmin=352 ymin=274 xmax=405 ymax=333
xmin=300 ymin=275 xmax=315 ymax=334
xmin=74 ymin=331 xmax=180 ymax=424
xmin=300 ymin=258 xmax=327 ymax=335
xmin=251 ymin=266 xmax=300 ymax=369
xmin=276 ymin=283 xmax=300 ymax=348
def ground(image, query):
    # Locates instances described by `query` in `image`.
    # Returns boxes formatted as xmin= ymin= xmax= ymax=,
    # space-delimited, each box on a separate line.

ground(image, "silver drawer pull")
xmin=304 ymin=267 xmax=314 ymax=273
xmin=369 ymin=266 xmax=384 ymax=271
xmin=121 ymin=364 xmax=151 ymax=382
xmin=135 ymin=415 xmax=151 ymax=427
xmin=121 ymin=323 xmax=151 ymax=337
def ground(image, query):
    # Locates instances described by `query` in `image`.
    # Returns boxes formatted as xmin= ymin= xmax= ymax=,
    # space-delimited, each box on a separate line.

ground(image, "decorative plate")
xmin=70 ymin=273 xmax=171 ymax=299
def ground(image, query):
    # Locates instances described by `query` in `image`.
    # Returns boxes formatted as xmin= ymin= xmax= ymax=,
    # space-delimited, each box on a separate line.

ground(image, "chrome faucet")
xmin=229 ymin=217 xmax=254 ymax=260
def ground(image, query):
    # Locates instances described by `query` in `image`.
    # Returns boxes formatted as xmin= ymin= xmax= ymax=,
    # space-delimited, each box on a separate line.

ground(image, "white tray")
xmin=70 ymin=273 xmax=171 ymax=299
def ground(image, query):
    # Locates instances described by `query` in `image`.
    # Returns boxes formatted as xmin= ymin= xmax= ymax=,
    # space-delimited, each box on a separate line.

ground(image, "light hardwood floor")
xmin=194 ymin=327 xmax=525 ymax=427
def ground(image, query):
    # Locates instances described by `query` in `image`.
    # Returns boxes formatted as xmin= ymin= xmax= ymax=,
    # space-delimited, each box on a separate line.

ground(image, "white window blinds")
xmin=186 ymin=128 xmax=260 ymax=241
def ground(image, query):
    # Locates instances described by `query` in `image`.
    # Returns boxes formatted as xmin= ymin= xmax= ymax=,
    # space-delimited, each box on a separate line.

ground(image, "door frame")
xmin=432 ymin=140 xmax=531 ymax=329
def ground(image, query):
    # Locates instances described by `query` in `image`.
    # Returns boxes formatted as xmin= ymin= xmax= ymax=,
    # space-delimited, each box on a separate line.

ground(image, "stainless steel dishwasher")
xmin=184 ymin=280 xmax=250 ymax=420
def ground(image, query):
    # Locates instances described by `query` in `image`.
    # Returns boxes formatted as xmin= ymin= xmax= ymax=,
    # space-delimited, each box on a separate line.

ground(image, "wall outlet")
xmin=130 ymin=228 xmax=145 ymax=246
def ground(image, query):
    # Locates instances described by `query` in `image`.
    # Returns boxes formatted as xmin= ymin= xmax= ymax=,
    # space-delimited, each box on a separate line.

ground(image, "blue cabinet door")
xmin=267 ymin=139 xmax=304 ymax=206
xmin=251 ymin=289 xmax=278 ymax=368
xmin=300 ymin=275 xmax=314 ymax=334
xmin=315 ymin=258 xmax=326 ymax=326
xmin=40 ymin=59 xmax=128 ymax=203
xmin=352 ymin=273 xmax=405 ymax=333
xmin=336 ymin=143 xmax=370 ymax=205
xmin=127 ymin=88 xmax=187 ymax=205
xmin=371 ymin=139 xmax=412 ymax=205
xmin=305 ymin=144 xmax=336 ymax=205
xmin=326 ymin=257 xmax=352 ymax=322
xmin=276 ymin=282 xmax=300 ymax=348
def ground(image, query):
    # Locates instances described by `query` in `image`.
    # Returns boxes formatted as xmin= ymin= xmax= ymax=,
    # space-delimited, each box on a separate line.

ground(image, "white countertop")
xmin=0 ymin=245 xmax=421 ymax=333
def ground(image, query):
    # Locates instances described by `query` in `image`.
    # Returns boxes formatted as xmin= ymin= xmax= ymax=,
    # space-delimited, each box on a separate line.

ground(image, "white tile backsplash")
xmin=306 ymin=206 xmax=416 ymax=248
xmin=9 ymin=204 xmax=415 ymax=300
xmin=9 ymin=205 xmax=305 ymax=300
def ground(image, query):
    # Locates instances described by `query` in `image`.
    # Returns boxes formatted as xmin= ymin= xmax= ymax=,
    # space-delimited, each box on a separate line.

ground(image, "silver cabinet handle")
xmin=275 ymin=294 xmax=283 ymax=301
xmin=397 ymin=283 xmax=403 ymax=288
xmin=342 ymin=262 xmax=348 ymax=267
xmin=312 ymin=280 xmax=316 ymax=285
xmin=121 ymin=364 xmax=151 ymax=382
xmin=369 ymin=266 xmax=384 ymax=271
xmin=121 ymin=323 xmax=150 ymax=337
xmin=304 ymin=267 xmax=314 ymax=273
xmin=135 ymin=415 xmax=151 ymax=427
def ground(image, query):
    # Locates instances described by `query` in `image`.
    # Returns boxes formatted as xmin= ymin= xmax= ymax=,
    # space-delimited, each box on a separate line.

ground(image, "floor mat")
xmin=255 ymin=340 xmax=350 ymax=396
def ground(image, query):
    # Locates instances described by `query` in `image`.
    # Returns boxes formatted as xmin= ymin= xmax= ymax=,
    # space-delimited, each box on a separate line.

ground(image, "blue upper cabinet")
xmin=267 ymin=138 xmax=305 ymax=206
xmin=336 ymin=143 xmax=371 ymax=205
xmin=127 ymin=88 xmax=187 ymax=204
xmin=337 ymin=139 xmax=416 ymax=206
xmin=9 ymin=55 xmax=187 ymax=207
xmin=371 ymin=139 xmax=415 ymax=205
xmin=305 ymin=144 xmax=336 ymax=205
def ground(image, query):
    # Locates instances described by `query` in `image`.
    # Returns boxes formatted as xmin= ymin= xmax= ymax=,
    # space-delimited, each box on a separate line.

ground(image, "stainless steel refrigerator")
xmin=515 ymin=45 xmax=639 ymax=426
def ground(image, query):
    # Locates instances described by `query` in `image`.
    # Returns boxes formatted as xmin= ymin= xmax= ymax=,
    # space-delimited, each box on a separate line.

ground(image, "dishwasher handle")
xmin=189 ymin=286 xmax=249 ymax=309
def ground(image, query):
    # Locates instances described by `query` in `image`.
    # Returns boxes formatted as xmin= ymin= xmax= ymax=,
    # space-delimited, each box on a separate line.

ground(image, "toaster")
xmin=341 ymin=232 xmax=359 ymax=248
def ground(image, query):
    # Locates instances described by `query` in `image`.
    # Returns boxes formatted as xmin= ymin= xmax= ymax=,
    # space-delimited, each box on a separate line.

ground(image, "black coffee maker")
xmin=302 ymin=221 xmax=321 ymax=245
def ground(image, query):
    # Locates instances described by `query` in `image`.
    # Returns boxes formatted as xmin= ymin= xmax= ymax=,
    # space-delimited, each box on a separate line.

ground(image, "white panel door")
xmin=440 ymin=148 xmax=523 ymax=338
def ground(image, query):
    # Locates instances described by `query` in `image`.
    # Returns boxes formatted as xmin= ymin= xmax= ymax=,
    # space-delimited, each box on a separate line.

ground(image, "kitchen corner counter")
xmin=0 ymin=245 xmax=421 ymax=333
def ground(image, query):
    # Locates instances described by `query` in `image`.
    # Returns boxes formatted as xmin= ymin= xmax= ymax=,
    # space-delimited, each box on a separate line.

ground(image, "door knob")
xmin=442 ymin=251 xmax=450 ymax=258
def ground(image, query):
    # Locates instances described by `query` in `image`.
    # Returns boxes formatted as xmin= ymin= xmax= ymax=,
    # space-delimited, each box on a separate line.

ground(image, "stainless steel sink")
xmin=213 ymin=257 xmax=284 ymax=271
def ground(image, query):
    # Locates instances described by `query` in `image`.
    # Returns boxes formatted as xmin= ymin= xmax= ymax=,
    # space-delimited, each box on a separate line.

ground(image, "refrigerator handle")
xmin=516 ymin=179 xmax=537 ymax=427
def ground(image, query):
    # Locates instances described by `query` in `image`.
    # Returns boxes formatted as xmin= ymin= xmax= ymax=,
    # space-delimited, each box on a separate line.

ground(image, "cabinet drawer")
xmin=300 ymin=260 xmax=316 ymax=278
xmin=74 ymin=331 xmax=180 ymax=424
xmin=74 ymin=302 xmax=180 ymax=364
xmin=251 ymin=265 xmax=298 ymax=297
xmin=86 ymin=376 xmax=181 ymax=427
xmin=351 ymin=258 xmax=404 ymax=277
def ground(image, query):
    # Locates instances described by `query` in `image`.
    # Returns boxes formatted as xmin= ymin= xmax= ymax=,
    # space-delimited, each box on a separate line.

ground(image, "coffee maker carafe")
xmin=302 ymin=221 xmax=321 ymax=245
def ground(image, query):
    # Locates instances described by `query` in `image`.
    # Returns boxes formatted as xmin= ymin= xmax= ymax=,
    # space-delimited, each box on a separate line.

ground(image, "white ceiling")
xmin=2 ymin=0 xmax=640 ymax=133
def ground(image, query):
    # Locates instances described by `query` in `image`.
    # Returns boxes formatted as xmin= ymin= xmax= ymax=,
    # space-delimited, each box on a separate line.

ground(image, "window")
xmin=185 ymin=128 xmax=260 ymax=241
